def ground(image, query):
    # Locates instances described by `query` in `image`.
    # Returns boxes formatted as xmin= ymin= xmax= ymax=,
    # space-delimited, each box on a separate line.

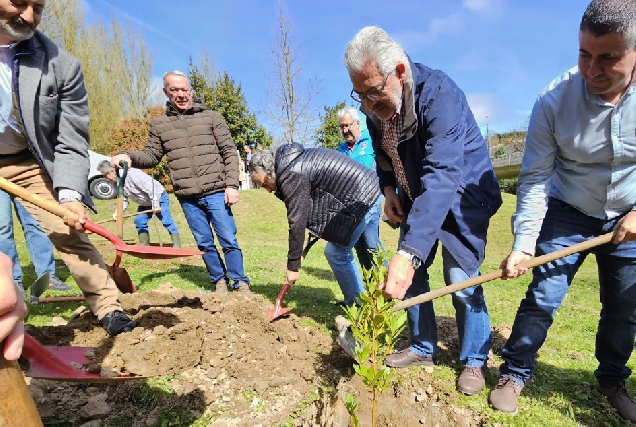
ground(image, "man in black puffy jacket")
xmin=249 ymin=143 xmax=382 ymax=306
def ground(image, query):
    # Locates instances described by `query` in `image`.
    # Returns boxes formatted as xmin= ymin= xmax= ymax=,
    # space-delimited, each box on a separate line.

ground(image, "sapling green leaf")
xmin=341 ymin=250 xmax=408 ymax=427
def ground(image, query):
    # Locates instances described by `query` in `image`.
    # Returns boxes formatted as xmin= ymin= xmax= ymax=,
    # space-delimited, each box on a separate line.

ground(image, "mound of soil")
xmin=22 ymin=284 xmax=489 ymax=426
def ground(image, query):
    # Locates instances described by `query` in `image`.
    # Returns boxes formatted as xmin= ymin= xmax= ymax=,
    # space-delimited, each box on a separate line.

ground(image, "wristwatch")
xmin=397 ymin=249 xmax=422 ymax=270
xmin=59 ymin=196 xmax=81 ymax=204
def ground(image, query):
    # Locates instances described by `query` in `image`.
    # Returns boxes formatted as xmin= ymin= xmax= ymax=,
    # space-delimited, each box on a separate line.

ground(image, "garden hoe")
xmin=336 ymin=232 xmax=614 ymax=358
xmin=268 ymin=235 xmax=320 ymax=320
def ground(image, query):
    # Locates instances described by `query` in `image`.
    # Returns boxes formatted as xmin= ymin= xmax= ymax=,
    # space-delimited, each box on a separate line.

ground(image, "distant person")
xmin=489 ymin=0 xmax=636 ymax=421
xmin=249 ymin=144 xmax=382 ymax=306
xmin=336 ymin=106 xmax=383 ymax=272
xmin=238 ymin=150 xmax=247 ymax=190
xmin=244 ymin=145 xmax=253 ymax=171
xmin=0 ymin=190 xmax=73 ymax=295
xmin=244 ymin=145 xmax=253 ymax=189
xmin=111 ymin=71 xmax=252 ymax=295
xmin=96 ymin=161 xmax=180 ymax=248
xmin=0 ymin=252 xmax=27 ymax=361
xmin=0 ymin=0 xmax=137 ymax=336
xmin=343 ymin=27 xmax=502 ymax=396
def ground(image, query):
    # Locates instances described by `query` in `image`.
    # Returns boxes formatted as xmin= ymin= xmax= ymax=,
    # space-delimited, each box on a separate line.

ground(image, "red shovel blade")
xmin=84 ymin=220 xmax=203 ymax=260
xmin=21 ymin=334 xmax=145 ymax=382
xmin=268 ymin=283 xmax=293 ymax=320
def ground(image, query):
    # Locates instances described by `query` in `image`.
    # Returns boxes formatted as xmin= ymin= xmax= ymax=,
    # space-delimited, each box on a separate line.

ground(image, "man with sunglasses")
xmin=344 ymin=26 xmax=502 ymax=395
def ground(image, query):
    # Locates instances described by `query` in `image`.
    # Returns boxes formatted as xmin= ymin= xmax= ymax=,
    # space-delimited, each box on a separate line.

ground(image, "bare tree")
xmin=39 ymin=0 xmax=154 ymax=151
xmin=263 ymin=1 xmax=320 ymax=144
xmin=117 ymin=21 xmax=155 ymax=117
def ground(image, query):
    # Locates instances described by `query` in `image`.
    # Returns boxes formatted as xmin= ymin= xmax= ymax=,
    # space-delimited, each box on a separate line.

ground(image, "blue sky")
xmin=82 ymin=0 xmax=586 ymax=135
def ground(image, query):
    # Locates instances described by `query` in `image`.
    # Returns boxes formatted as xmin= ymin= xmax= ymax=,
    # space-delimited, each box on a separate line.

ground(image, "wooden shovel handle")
xmin=393 ymin=232 xmax=614 ymax=311
xmin=96 ymin=209 xmax=155 ymax=224
xmin=0 ymin=353 xmax=44 ymax=426
xmin=0 ymin=177 xmax=77 ymax=220
xmin=115 ymin=161 xmax=128 ymax=239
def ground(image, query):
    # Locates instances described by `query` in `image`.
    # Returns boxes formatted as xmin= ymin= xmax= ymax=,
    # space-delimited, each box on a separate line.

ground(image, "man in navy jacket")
xmin=344 ymin=26 xmax=502 ymax=395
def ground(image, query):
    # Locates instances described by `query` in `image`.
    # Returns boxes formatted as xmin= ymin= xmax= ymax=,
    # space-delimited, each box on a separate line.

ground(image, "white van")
xmin=88 ymin=150 xmax=116 ymax=199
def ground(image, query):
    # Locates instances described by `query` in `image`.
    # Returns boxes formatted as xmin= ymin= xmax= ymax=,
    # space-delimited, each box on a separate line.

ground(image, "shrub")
xmin=499 ymin=178 xmax=518 ymax=195
xmin=493 ymin=146 xmax=507 ymax=159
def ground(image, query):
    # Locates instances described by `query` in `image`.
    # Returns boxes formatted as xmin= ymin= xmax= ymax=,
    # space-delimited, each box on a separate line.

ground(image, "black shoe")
xmin=597 ymin=382 xmax=636 ymax=423
xmin=101 ymin=310 xmax=137 ymax=336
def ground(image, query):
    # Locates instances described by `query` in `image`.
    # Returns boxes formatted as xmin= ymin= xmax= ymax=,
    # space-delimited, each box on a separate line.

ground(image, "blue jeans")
xmin=324 ymin=196 xmax=382 ymax=306
xmin=353 ymin=195 xmax=384 ymax=271
xmin=134 ymin=192 xmax=179 ymax=235
xmin=178 ymin=192 xmax=249 ymax=285
xmin=500 ymin=198 xmax=636 ymax=387
xmin=0 ymin=190 xmax=56 ymax=281
xmin=405 ymin=241 xmax=491 ymax=367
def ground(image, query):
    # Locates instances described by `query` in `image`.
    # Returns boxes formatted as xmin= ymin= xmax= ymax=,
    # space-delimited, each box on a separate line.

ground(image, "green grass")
xmin=12 ymin=190 xmax=635 ymax=426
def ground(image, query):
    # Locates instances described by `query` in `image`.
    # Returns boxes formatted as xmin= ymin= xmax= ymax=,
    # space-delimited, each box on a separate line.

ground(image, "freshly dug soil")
xmin=23 ymin=283 xmax=491 ymax=426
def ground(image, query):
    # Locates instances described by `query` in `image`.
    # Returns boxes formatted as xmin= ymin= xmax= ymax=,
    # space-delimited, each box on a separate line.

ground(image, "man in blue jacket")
xmin=336 ymin=107 xmax=383 ymax=272
xmin=344 ymin=26 xmax=502 ymax=395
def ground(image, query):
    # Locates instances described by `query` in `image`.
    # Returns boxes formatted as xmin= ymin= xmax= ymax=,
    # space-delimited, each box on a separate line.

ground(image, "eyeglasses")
xmin=350 ymin=72 xmax=393 ymax=103
xmin=339 ymin=121 xmax=358 ymax=130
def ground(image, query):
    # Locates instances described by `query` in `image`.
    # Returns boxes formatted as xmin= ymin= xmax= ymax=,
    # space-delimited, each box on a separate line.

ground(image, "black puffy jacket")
xmin=274 ymin=143 xmax=381 ymax=270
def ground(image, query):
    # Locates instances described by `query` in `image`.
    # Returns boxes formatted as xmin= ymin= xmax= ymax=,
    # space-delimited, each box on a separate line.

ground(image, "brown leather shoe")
xmin=384 ymin=348 xmax=435 ymax=368
xmin=215 ymin=278 xmax=228 ymax=294
xmin=457 ymin=366 xmax=488 ymax=395
xmin=597 ymin=382 xmax=636 ymax=423
xmin=236 ymin=280 xmax=253 ymax=295
xmin=490 ymin=377 xmax=523 ymax=414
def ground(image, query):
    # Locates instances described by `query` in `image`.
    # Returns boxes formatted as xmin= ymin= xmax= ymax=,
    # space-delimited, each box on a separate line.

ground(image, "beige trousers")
xmin=0 ymin=151 xmax=121 ymax=319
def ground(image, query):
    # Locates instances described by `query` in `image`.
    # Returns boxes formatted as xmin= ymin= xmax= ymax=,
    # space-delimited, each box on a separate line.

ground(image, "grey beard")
xmin=0 ymin=19 xmax=35 ymax=42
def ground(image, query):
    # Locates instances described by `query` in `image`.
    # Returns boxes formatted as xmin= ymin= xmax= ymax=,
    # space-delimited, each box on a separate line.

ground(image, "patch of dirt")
xmin=23 ymin=284 xmax=493 ymax=426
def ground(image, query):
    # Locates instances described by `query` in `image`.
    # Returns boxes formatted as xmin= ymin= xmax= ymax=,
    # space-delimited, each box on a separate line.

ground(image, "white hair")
xmin=163 ymin=70 xmax=189 ymax=88
xmin=249 ymin=150 xmax=276 ymax=182
xmin=337 ymin=107 xmax=360 ymax=122
xmin=97 ymin=160 xmax=115 ymax=174
xmin=344 ymin=26 xmax=413 ymax=85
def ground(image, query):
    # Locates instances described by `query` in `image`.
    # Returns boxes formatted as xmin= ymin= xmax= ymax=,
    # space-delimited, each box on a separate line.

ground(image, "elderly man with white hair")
xmin=335 ymin=106 xmax=384 ymax=275
xmin=343 ymin=26 xmax=502 ymax=396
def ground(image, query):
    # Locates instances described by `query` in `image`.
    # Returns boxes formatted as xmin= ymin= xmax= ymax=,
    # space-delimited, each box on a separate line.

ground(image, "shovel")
xmin=392 ymin=231 xmax=614 ymax=311
xmin=268 ymin=282 xmax=293 ymax=319
xmin=0 ymin=176 xmax=202 ymax=260
xmin=115 ymin=162 xmax=126 ymax=239
xmin=336 ymin=232 xmax=615 ymax=357
xmin=28 ymin=272 xmax=86 ymax=305
xmin=268 ymin=235 xmax=320 ymax=320
xmin=21 ymin=333 xmax=146 ymax=382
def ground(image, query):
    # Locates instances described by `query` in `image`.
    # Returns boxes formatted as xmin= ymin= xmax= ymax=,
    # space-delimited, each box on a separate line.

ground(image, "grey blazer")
xmin=13 ymin=31 xmax=93 ymax=207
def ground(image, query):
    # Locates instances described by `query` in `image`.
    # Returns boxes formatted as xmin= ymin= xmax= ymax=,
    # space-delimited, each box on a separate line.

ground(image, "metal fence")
xmin=491 ymin=152 xmax=523 ymax=168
